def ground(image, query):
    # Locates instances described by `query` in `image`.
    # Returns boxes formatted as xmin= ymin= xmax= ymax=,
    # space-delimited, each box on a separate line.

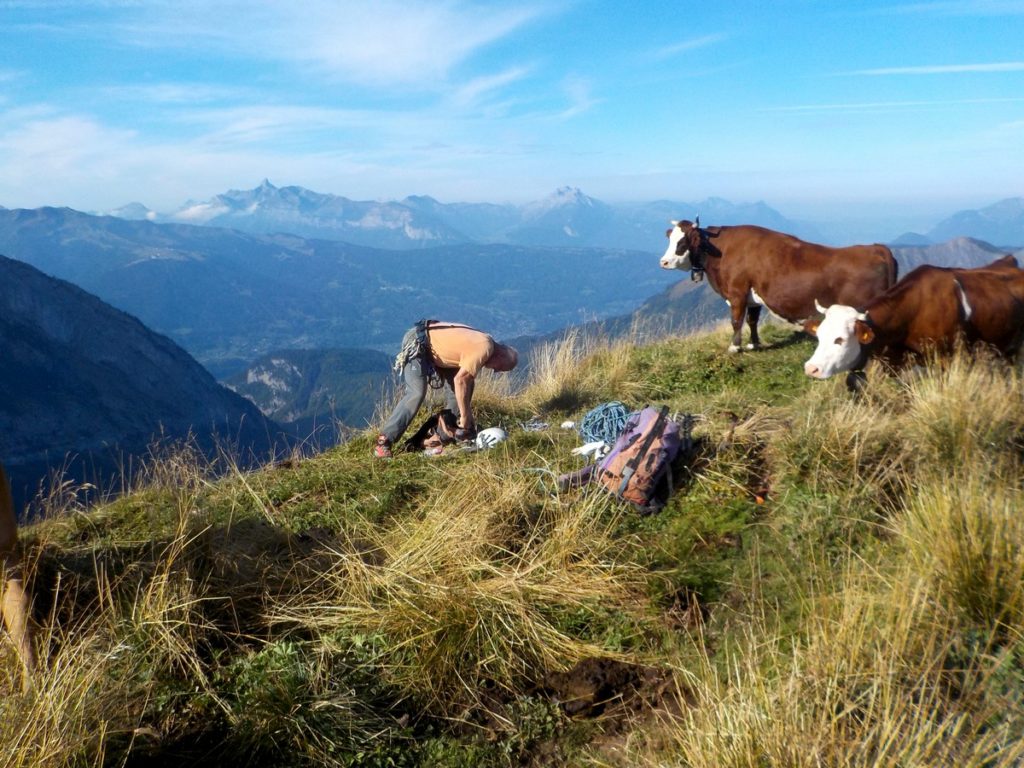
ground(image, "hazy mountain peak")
xmin=928 ymin=197 xmax=1024 ymax=247
xmin=890 ymin=231 xmax=932 ymax=246
xmin=547 ymin=186 xmax=594 ymax=207
xmin=104 ymin=202 xmax=157 ymax=221
xmin=402 ymin=194 xmax=442 ymax=208
xmin=981 ymin=197 xmax=1024 ymax=216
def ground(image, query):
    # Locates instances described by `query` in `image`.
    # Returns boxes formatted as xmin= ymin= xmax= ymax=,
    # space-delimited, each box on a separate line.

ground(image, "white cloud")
xmin=878 ymin=1 xmax=1024 ymax=15
xmin=982 ymin=117 xmax=1024 ymax=145
xmin=0 ymin=101 xmax=566 ymax=210
xmin=848 ymin=61 xmax=1024 ymax=75
xmin=651 ymin=33 xmax=727 ymax=60
xmin=0 ymin=114 xmax=141 ymax=207
xmin=100 ymin=83 xmax=254 ymax=104
xmin=281 ymin=1 xmax=544 ymax=87
xmin=762 ymin=96 xmax=1024 ymax=113
xmin=94 ymin=1 xmax=546 ymax=90
xmin=552 ymin=76 xmax=599 ymax=121
xmin=450 ymin=67 xmax=531 ymax=108
xmin=171 ymin=104 xmax=439 ymax=149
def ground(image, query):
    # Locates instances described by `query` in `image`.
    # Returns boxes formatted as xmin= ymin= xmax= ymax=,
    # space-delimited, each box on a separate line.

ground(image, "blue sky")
xmin=1 ymin=0 xmax=1022 ymax=229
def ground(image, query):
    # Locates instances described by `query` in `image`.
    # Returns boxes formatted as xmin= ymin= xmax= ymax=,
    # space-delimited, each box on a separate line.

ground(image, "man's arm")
xmin=453 ymin=368 xmax=476 ymax=431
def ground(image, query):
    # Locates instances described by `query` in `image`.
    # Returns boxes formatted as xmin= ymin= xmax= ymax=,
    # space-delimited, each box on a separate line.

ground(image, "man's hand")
xmin=455 ymin=426 xmax=477 ymax=442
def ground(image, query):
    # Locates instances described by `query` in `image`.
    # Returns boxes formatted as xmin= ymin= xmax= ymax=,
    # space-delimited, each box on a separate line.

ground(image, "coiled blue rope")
xmin=579 ymin=401 xmax=630 ymax=445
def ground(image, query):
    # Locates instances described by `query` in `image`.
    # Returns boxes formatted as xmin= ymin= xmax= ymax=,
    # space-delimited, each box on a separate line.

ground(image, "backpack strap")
xmin=616 ymin=405 xmax=669 ymax=498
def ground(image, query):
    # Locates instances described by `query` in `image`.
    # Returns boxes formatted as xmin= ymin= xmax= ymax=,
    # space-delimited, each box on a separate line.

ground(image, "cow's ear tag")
xmin=804 ymin=319 xmax=819 ymax=336
xmin=857 ymin=323 xmax=874 ymax=344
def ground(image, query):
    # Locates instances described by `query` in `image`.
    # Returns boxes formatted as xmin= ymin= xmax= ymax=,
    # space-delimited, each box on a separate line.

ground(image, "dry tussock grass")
xmin=516 ymin=325 xmax=654 ymax=414
xmin=901 ymin=465 xmax=1024 ymax=633
xmin=269 ymin=456 xmax=642 ymax=716
xmin=901 ymin=351 xmax=1024 ymax=469
xmin=1 ymin=511 xmax=219 ymax=767
xmin=628 ymin=571 xmax=1023 ymax=768
xmin=7 ymin=336 xmax=1024 ymax=767
xmin=770 ymin=377 xmax=907 ymax=501
xmin=605 ymin=349 xmax=1024 ymax=768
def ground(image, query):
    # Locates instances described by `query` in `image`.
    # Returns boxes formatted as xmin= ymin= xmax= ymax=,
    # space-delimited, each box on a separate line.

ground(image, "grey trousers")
xmin=380 ymin=354 xmax=460 ymax=443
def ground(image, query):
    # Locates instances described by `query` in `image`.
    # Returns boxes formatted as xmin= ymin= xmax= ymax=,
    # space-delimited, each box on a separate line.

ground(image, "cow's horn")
xmin=670 ymin=220 xmax=679 ymax=226
xmin=856 ymin=310 xmax=869 ymax=321
xmin=814 ymin=299 xmax=827 ymax=314
xmin=695 ymin=214 xmax=700 ymax=227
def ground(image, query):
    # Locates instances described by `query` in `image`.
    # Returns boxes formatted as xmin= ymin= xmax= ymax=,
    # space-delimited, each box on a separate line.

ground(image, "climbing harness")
xmin=394 ymin=319 xmax=445 ymax=389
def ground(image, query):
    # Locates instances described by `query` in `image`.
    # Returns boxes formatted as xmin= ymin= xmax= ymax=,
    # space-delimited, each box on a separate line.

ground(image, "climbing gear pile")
xmin=579 ymin=401 xmax=631 ymax=446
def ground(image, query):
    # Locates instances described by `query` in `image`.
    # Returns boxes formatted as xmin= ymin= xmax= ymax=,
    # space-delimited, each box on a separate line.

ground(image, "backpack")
xmin=595 ymin=406 xmax=686 ymax=512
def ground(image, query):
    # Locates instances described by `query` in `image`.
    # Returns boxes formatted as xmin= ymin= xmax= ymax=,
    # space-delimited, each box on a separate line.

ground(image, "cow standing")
xmin=660 ymin=221 xmax=898 ymax=352
xmin=804 ymin=257 xmax=1024 ymax=380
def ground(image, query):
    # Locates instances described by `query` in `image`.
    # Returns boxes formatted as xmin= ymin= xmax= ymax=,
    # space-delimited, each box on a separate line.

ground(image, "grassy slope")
xmin=3 ymin=322 xmax=1024 ymax=767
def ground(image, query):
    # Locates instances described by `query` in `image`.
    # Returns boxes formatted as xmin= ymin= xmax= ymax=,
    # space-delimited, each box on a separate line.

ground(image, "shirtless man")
xmin=375 ymin=320 xmax=518 ymax=458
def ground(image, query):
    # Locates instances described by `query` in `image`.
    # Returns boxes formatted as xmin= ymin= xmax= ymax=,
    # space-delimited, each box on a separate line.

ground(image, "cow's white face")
xmin=803 ymin=304 xmax=872 ymax=379
xmin=660 ymin=223 xmax=693 ymax=270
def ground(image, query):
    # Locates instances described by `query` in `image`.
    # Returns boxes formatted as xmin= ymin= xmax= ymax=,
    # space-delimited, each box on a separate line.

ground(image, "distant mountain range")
xmin=892 ymin=236 xmax=1019 ymax=272
xmin=107 ymin=181 xmax=813 ymax=253
xmin=0 ymin=255 xmax=282 ymax=512
xmin=106 ymin=181 xmax=1024 ymax=251
xmin=0 ymin=207 xmax=677 ymax=376
xmin=893 ymin=199 xmax=1024 ymax=249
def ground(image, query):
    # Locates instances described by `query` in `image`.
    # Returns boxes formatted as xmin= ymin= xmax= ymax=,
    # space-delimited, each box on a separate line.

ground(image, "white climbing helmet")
xmin=475 ymin=427 xmax=508 ymax=449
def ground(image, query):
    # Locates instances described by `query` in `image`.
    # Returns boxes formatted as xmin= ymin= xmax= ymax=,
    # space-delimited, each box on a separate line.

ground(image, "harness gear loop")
xmin=394 ymin=319 xmax=445 ymax=389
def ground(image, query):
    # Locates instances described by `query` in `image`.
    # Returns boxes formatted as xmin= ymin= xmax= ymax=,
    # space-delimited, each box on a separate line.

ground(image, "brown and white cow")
xmin=1 ymin=464 xmax=34 ymax=689
xmin=804 ymin=256 xmax=1024 ymax=380
xmin=661 ymin=220 xmax=898 ymax=352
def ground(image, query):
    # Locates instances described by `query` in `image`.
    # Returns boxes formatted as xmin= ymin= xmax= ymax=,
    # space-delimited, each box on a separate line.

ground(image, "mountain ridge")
xmin=0 ymin=254 xmax=283 ymax=511
xmin=104 ymin=182 xmax=1024 ymax=251
xmin=927 ymin=197 xmax=1024 ymax=248
xmin=111 ymin=181 xmax=815 ymax=252
xmin=0 ymin=206 xmax=678 ymax=373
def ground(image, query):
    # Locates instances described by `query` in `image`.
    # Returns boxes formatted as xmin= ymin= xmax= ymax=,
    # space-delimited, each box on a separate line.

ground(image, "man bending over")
xmin=375 ymin=320 xmax=518 ymax=458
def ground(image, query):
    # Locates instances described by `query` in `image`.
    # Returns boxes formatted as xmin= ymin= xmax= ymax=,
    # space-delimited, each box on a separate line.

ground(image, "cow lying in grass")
xmin=804 ymin=256 xmax=1024 ymax=381
xmin=661 ymin=220 xmax=897 ymax=353
xmin=1 ymin=464 xmax=34 ymax=689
